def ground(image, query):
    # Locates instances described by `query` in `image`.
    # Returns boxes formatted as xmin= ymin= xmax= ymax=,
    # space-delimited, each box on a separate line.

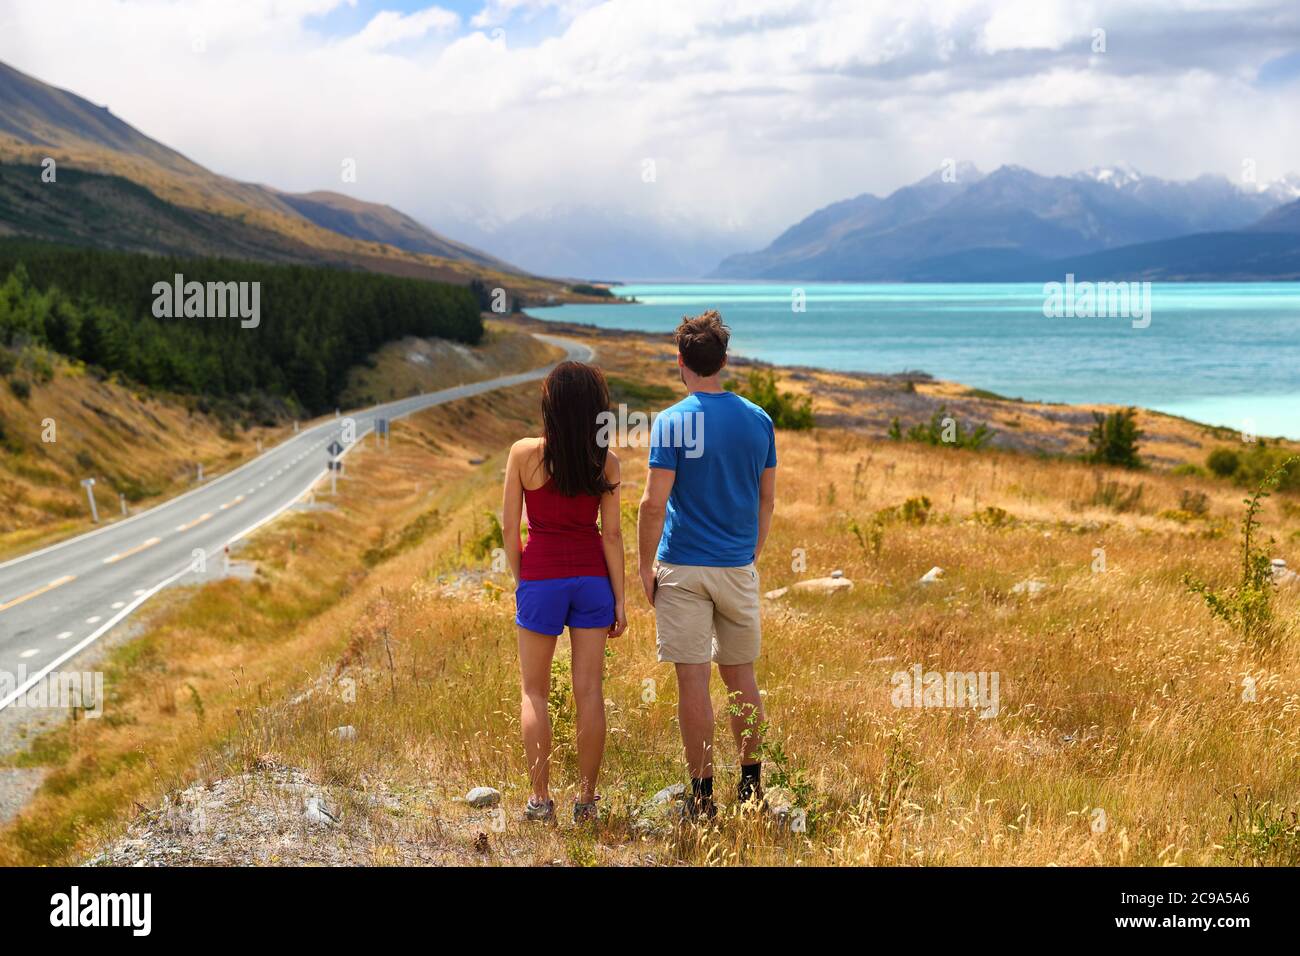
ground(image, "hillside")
xmin=3 ymin=319 xmax=1297 ymax=866
xmin=0 ymin=321 xmax=558 ymax=559
xmin=0 ymin=60 xmax=600 ymax=304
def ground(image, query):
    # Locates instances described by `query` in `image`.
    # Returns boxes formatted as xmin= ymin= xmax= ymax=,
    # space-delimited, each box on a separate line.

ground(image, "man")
xmin=638 ymin=310 xmax=777 ymax=819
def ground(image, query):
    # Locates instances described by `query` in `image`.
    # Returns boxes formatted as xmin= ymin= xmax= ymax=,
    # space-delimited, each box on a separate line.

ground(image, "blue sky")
xmin=1 ymin=0 xmax=1298 ymax=246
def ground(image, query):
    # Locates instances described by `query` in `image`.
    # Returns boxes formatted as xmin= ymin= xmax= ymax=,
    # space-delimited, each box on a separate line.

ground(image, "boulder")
xmin=304 ymin=796 xmax=338 ymax=826
xmin=1271 ymin=558 xmax=1298 ymax=586
xmin=793 ymin=576 xmax=854 ymax=595
xmin=465 ymin=786 xmax=501 ymax=808
xmin=918 ymin=566 xmax=944 ymax=585
xmin=652 ymin=783 xmax=686 ymax=805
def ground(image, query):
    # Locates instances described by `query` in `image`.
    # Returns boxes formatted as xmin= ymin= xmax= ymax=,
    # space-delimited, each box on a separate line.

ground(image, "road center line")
xmin=176 ymin=513 xmax=213 ymax=532
xmin=0 ymin=574 xmax=76 ymax=613
xmin=103 ymin=537 xmax=162 ymax=564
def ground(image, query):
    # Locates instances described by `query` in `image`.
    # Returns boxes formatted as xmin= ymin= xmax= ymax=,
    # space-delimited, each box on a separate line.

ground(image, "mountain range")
xmin=3 ymin=58 xmax=1299 ymax=285
xmin=713 ymin=162 xmax=1300 ymax=281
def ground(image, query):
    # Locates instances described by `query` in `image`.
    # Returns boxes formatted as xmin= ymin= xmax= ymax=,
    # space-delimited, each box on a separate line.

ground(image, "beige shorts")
xmin=653 ymin=562 xmax=762 ymax=665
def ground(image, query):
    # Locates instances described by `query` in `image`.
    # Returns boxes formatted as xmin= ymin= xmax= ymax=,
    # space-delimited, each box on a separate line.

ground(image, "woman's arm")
xmin=599 ymin=451 xmax=627 ymax=637
xmin=501 ymin=440 xmax=526 ymax=584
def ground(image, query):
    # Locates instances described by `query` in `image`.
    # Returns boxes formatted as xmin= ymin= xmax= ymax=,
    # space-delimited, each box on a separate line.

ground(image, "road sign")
xmin=80 ymin=477 xmax=99 ymax=524
xmin=328 ymin=440 xmax=344 ymax=458
xmin=328 ymin=460 xmax=342 ymax=471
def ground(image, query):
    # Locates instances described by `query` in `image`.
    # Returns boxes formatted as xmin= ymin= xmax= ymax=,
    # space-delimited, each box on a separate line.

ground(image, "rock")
xmin=764 ymin=785 xmax=801 ymax=830
xmin=830 ymin=569 xmax=844 ymax=579
xmin=1011 ymin=579 xmax=1048 ymax=597
xmin=304 ymin=796 xmax=338 ymax=826
xmin=918 ymin=566 xmax=944 ymax=585
xmin=652 ymin=783 xmax=686 ymax=805
xmin=331 ymin=725 xmax=357 ymax=741
xmin=1272 ymin=559 xmax=1298 ymax=586
xmin=763 ymin=587 xmax=789 ymax=600
xmin=793 ymin=576 xmax=854 ymax=595
xmin=465 ymin=786 xmax=501 ymax=808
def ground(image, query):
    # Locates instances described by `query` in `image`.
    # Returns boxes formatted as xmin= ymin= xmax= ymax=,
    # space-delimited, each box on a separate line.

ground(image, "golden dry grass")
xmin=3 ymin=331 xmax=1298 ymax=867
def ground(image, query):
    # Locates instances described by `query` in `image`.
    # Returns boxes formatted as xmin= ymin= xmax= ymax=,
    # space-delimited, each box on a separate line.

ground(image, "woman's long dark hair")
xmin=541 ymin=361 xmax=616 ymax=498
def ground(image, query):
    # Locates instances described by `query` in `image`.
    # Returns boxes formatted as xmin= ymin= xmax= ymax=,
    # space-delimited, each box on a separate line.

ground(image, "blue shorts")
xmin=516 ymin=576 xmax=615 ymax=636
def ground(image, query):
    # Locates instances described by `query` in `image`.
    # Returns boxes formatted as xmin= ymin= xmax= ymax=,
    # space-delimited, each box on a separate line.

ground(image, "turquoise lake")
xmin=527 ymin=282 xmax=1300 ymax=440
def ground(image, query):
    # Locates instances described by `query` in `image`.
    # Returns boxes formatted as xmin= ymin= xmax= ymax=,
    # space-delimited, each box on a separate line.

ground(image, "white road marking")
xmin=85 ymin=615 xmax=101 ymax=624
xmin=111 ymin=601 xmax=125 ymax=609
xmin=19 ymin=648 xmax=39 ymax=659
xmin=56 ymin=631 xmax=73 ymax=640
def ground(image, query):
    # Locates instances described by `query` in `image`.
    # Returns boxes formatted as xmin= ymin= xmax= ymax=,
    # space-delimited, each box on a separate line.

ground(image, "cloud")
xmin=343 ymin=6 xmax=460 ymax=52
xmin=1 ymin=0 xmax=1297 ymax=246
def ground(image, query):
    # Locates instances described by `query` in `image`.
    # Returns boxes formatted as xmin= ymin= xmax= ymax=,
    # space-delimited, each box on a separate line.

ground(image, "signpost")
xmin=81 ymin=477 xmax=98 ymax=524
xmin=327 ymin=440 xmax=344 ymax=495
xmin=375 ymin=418 xmax=390 ymax=452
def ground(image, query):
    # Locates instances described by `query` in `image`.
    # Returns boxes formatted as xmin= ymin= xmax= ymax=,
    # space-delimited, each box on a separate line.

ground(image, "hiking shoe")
xmin=524 ymin=797 xmax=555 ymax=823
xmin=572 ymin=795 xmax=601 ymax=824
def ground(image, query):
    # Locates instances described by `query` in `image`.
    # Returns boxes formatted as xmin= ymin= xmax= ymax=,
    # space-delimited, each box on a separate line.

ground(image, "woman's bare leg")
xmin=518 ymin=626 xmax=558 ymax=803
xmin=568 ymin=626 xmax=608 ymax=804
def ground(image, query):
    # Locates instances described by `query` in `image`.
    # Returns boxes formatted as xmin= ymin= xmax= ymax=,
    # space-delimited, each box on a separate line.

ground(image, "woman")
xmin=502 ymin=361 xmax=627 ymax=825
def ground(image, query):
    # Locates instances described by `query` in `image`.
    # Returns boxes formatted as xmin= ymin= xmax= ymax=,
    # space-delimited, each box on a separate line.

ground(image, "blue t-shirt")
xmin=648 ymin=390 xmax=777 ymax=567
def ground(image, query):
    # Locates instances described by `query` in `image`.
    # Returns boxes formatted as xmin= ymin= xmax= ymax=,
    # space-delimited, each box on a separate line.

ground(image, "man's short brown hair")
xmin=674 ymin=310 xmax=730 ymax=377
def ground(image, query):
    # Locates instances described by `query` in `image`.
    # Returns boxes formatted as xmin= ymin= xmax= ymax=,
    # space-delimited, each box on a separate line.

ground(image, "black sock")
xmin=691 ymin=776 xmax=714 ymax=799
xmin=739 ymin=762 xmax=762 ymax=801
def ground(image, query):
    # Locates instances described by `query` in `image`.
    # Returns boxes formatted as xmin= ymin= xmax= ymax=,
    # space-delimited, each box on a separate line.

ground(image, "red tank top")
xmin=520 ymin=478 xmax=609 ymax=580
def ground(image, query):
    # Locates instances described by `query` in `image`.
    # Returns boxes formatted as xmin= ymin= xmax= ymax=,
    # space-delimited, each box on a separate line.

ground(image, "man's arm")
xmin=637 ymin=467 xmax=676 ymax=605
xmin=755 ymin=466 xmax=776 ymax=561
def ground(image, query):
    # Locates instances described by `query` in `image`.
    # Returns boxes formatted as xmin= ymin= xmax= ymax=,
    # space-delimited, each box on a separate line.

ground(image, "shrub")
xmin=8 ymin=376 xmax=30 ymax=400
xmin=1179 ymin=489 xmax=1209 ymax=516
xmin=1089 ymin=475 xmax=1145 ymax=513
xmin=1086 ymin=407 xmax=1142 ymax=468
xmin=1207 ymin=448 xmax=1241 ymax=477
xmin=1184 ymin=455 xmax=1298 ymax=647
xmin=888 ymin=405 xmax=991 ymax=449
xmin=725 ymin=368 xmax=813 ymax=430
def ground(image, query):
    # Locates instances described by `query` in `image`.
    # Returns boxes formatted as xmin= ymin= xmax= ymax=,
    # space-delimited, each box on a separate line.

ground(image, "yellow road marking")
xmin=219 ymin=495 xmax=245 ymax=511
xmin=103 ymin=537 xmax=161 ymax=564
xmin=176 ymin=513 xmax=213 ymax=532
xmin=0 ymin=575 xmax=75 ymax=613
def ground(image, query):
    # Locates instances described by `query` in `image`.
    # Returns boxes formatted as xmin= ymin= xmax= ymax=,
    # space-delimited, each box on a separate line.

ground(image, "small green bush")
xmin=1086 ymin=407 xmax=1142 ymax=468
xmin=1207 ymin=448 xmax=1240 ymax=477
xmin=1184 ymin=455 xmax=1298 ymax=647
xmin=725 ymin=368 xmax=813 ymax=430
xmin=888 ymin=405 xmax=991 ymax=449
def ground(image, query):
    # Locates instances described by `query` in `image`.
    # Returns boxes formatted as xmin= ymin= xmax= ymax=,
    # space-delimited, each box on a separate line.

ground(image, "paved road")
xmin=0 ymin=334 xmax=591 ymax=710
